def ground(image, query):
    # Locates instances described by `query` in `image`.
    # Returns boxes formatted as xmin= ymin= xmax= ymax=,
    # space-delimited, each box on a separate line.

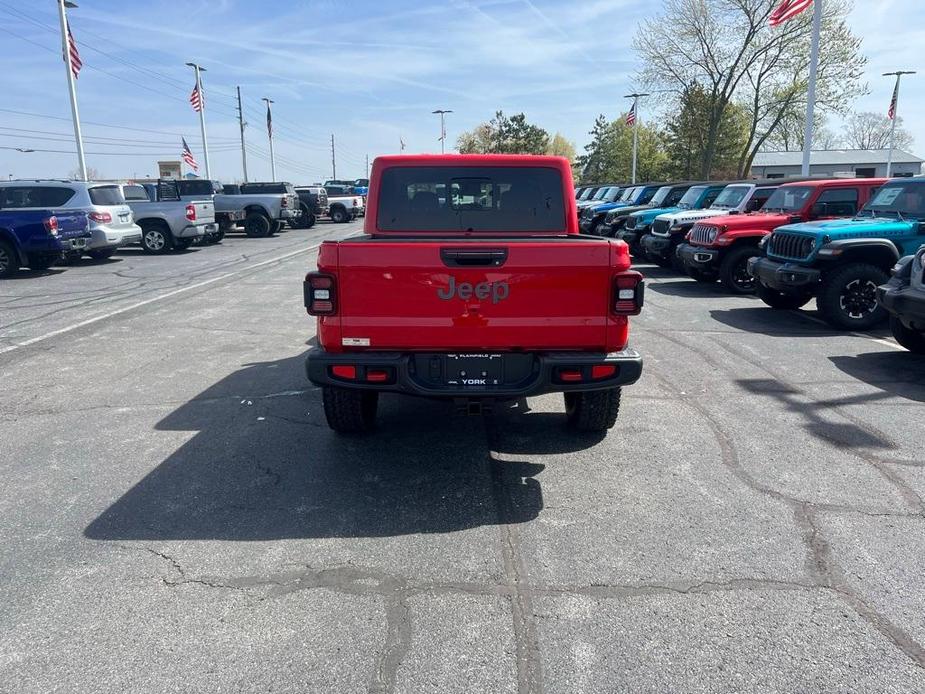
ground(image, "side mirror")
xmin=810 ymin=202 xmax=828 ymax=217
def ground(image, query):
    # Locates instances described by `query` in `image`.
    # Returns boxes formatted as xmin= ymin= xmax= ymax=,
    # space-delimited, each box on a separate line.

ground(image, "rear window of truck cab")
xmin=377 ymin=166 xmax=566 ymax=232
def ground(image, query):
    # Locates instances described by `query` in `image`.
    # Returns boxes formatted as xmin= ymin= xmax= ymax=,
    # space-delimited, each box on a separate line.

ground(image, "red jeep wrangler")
xmin=677 ymin=178 xmax=886 ymax=293
xmin=304 ymin=154 xmax=644 ymax=433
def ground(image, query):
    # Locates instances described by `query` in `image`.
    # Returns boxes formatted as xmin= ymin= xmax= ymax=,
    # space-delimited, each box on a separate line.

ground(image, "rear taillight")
xmin=304 ymin=272 xmax=337 ymax=315
xmin=43 ymin=216 xmax=59 ymax=235
xmin=185 ymin=204 xmax=196 ymax=222
xmin=88 ymin=211 xmax=112 ymax=223
xmin=281 ymin=196 xmax=289 ymax=208
xmin=613 ymin=271 xmax=645 ymax=315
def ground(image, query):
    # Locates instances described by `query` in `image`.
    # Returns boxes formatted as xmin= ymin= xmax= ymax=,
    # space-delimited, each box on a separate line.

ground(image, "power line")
xmin=0 ymin=126 xmax=238 ymax=146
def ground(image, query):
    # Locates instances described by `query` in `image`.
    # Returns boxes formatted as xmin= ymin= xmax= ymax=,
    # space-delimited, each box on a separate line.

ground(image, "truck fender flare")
xmin=820 ymin=238 xmax=901 ymax=268
xmin=0 ymin=227 xmax=27 ymax=264
xmin=244 ymin=204 xmax=271 ymax=218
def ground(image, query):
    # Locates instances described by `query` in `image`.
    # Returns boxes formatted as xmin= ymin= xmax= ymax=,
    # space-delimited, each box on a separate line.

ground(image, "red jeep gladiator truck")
xmin=304 ymin=155 xmax=644 ymax=433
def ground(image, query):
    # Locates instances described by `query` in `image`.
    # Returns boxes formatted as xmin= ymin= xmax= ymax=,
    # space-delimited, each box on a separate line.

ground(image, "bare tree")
xmin=634 ymin=0 xmax=865 ymax=178
xmin=68 ymin=166 xmax=103 ymax=180
xmin=762 ymin=111 xmax=842 ymax=151
xmin=842 ymin=111 xmax=914 ymax=151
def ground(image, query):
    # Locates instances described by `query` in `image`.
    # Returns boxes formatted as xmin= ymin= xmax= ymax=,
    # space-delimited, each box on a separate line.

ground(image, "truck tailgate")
xmin=331 ymin=239 xmax=619 ymax=351
xmin=189 ymin=199 xmax=215 ymax=224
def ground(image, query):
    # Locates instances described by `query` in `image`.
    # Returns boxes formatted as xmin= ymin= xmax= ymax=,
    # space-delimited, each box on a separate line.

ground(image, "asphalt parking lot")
xmin=2 ymin=222 xmax=925 ymax=693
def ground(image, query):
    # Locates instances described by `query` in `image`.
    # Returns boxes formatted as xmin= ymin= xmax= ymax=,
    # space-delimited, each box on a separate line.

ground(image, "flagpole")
xmin=262 ymin=97 xmax=276 ymax=182
xmin=624 ymin=92 xmax=648 ymax=185
xmin=800 ymin=0 xmax=822 ymax=177
xmin=57 ymin=0 xmax=87 ymax=181
xmin=883 ymin=71 xmax=916 ymax=178
xmin=186 ymin=62 xmax=211 ymax=179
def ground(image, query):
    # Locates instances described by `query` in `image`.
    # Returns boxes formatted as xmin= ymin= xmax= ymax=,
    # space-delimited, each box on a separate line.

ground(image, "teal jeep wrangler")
xmin=749 ymin=178 xmax=925 ymax=330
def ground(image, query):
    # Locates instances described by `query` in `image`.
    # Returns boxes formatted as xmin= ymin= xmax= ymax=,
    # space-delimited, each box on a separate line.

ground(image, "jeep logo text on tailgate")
xmin=437 ymin=276 xmax=510 ymax=304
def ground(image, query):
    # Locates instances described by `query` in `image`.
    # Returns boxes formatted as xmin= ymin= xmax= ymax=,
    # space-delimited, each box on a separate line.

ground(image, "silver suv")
xmin=0 ymin=180 xmax=142 ymax=260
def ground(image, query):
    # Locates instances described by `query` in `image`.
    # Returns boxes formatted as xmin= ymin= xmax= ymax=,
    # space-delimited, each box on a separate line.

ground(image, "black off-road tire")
xmin=88 ymin=248 xmax=117 ymax=261
xmin=756 ymin=282 xmax=812 ymax=310
xmin=0 ymin=239 xmax=16 ymax=278
xmin=889 ymin=315 xmax=925 ymax=354
xmin=564 ymin=388 xmax=622 ymax=432
xmin=27 ymin=253 xmax=58 ymax=271
xmin=206 ymin=229 xmax=225 ymax=245
xmin=322 ymin=386 xmax=379 ymax=434
xmin=330 ymin=206 xmax=348 ymax=224
xmin=244 ymin=212 xmax=271 ymax=238
xmin=719 ymin=245 xmax=760 ymax=294
xmin=141 ymin=222 xmax=173 ymax=254
xmin=817 ymin=262 xmax=889 ymax=330
xmin=270 ymin=220 xmax=283 ymax=235
xmin=291 ymin=205 xmax=316 ymax=229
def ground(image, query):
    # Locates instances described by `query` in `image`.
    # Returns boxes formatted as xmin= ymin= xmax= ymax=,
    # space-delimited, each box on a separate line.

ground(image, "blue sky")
xmin=0 ymin=0 xmax=921 ymax=183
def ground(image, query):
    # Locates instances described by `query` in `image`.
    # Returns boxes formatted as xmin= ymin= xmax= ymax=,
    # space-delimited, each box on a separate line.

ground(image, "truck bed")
xmin=315 ymin=235 xmax=631 ymax=353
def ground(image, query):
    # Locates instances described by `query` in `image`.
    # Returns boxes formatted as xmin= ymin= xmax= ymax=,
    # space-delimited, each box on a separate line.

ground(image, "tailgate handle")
xmin=440 ymin=248 xmax=508 ymax=267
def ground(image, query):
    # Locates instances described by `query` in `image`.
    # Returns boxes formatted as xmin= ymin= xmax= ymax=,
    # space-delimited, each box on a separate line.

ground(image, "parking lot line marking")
xmin=792 ymin=310 xmax=905 ymax=351
xmin=0 ymin=243 xmax=321 ymax=357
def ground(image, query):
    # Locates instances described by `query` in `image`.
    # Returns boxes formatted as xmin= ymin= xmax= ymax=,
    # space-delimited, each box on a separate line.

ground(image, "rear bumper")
xmin=677 ymin=243 xmax=720 ymax=272
xmin=177 ymin=223 xmax=214 ymax=239
xmin=305 ymin=348 xmax=643 ymax=398
xmin=278 ymin=209 xmax=299 ymax=221
xmin=748 ymin=256 xmax=820 ymax=293
xmin=878 ymin=283 xmax=925 ymax=328
xmin=88 ymin=224 xmax=142 ymax=250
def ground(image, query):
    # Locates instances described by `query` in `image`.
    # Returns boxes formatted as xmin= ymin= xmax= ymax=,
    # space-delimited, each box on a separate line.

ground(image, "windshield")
xmin=591 ymin=187 xmax=612 ymax=201
xmin=859 ymin=182 xmax=925 ymax=220
xmin=648 ymin=186 xmax=674 ymax=207
xmin=677 ymin=185 xmax=707 ymax=209
xmin=711 ymin=185 xmax=750 ymax=209
xmin=602 ymin=187 xmax=622 ymax=202
xmin=638 ymin=186 xmax=659 ymax=205
xmin=578 ymin=187 xmax=596 ymax=200
xmin=762 ymin=185 xmax=813 ymax=213
xmin=620 ymin=187 xmax=638 ymax=202
xmin=377 ymin=165 xmax=565 ymax=232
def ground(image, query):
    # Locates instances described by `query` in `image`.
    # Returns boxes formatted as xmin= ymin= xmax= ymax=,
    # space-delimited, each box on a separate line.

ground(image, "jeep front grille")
xmin=651 ymin=219 xmax=671 ymax=237
xmin=690 ymin=223 xmax=718 ymax=245
xmin=769 ymin=231 xmax=815 ymax=261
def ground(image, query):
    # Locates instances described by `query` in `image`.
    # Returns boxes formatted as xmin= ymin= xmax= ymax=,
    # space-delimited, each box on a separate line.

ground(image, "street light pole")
xmin=883 ymin=70 xmax=916 ymax=178
xmin=262 ymin=97 xmax=275 ymax=182
xmin=57 ymin=0 xmax=87 ymax=180
xmin=432 ymin=110 xmax=453 ymax=154
xmin=800 ymin=0 xmax=822 ymax=177
xmin=624 ymin=92 xmax=649 ymax=185
xmin=186 ymin=62 xmax=211 ymax=178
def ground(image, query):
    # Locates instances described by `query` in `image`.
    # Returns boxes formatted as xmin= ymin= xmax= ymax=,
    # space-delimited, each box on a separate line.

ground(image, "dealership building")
xmin=750 ymin=149 xmax=923 ymax=179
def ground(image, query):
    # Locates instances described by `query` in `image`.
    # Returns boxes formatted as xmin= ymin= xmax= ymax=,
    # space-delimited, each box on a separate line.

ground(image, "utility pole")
xmin=236 ymin=86 xmax=248 ymax=182
xmin=262 ymin=97 xmax=275 ymax=182
xmin=186 ymin=62 xmax=211 ymax=178
xmin=57 ymin=0 xmax=86 ymax=180
xmin=624 ymin=92 xmax=649 ymax=185
xmin=800 ymin=0 xmax=822 ymax=177
xmin=365 ymin=154 xmax=369 ymax=179
xmin=331 ymin=133 xmax=336 ymax=180
xmin=432 ymin=109 xmax=453 ymax=154
xmin=884 ymin=70 xmax=916 ymax=178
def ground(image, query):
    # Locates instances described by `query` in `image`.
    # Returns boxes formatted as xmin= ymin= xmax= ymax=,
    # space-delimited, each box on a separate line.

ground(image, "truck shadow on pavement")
xmin=84 ymin=353 xmax=546 ymax=542
xmin=829 ymin=351 xmax=925 ymax=404
xmin=710 ymin=306 xmax=892 ymax=339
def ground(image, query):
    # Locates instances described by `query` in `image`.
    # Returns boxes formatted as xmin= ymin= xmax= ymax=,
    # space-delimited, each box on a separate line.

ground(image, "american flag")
xmin=769 ymin=0 xmax=813 ymax=27
xmin=65 ymin=21 xmax=82 ymax=79
xmin=626 ymin=101 xmax=637 ymax=126
xmin=181 ymin=138 xmax=199 ymax=172
xmin=189 ymin=81 xmax=204 ymax=112
xmin=888 ymin=79 xmax=899 ymax=120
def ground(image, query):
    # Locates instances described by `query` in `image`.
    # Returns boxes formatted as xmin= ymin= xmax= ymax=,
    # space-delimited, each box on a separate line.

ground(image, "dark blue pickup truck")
xmin=0 ymin=209 xmax=91 ymax=278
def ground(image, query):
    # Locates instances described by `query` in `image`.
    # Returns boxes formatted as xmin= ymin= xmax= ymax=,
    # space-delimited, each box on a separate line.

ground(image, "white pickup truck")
xmin=119 ymin=182 xmax=216 ymax=254
xmin=323 ymin=184 xmax=363 ymax=223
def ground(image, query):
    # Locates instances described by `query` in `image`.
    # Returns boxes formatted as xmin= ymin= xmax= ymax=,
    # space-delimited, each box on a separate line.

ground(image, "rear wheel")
xmin=270 ymin=220 xmax=282 ymax=235
xmin=719 ymin=245 xmax=759 ymax=294
xmin=206 ymin=229 xmax=224 ymax=245
xmin=0 ymin=240 xmax=16 ymax=278
xmin=322 ymin=386 xmax=379 ymax=433
xmin=88 ymin=248 xmax=117 ymax=261
xmin=756 ymin=282 xmax=812 ymax=310
xmin=291 ymin=204 xmax=316 ymax=229
xmin=141 ymin=223 xmax=173 ymax=254
xmin=244 ymin=212 xmax=271 ymax=238
xmin=889 ymin=315 xmax=925 ymax=354
xmin=330 ymin=206 xmax=348 ymax=224
xmin=817 ymin=263 xmax=889 ymax=330
xmin=564 ymin=388 xmax=621 ymax=432
xmin=27 ymin=253 xmax=57 ymax=271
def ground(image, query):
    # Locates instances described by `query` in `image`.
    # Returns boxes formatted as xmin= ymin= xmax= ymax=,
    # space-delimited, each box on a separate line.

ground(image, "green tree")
xmin=664 ymin=84 xmax=750 ymax=179
xmin=577 ymin=114 xmax=670 ymax=184
xmin=455 ymin=111 xmax=550 ymax=155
